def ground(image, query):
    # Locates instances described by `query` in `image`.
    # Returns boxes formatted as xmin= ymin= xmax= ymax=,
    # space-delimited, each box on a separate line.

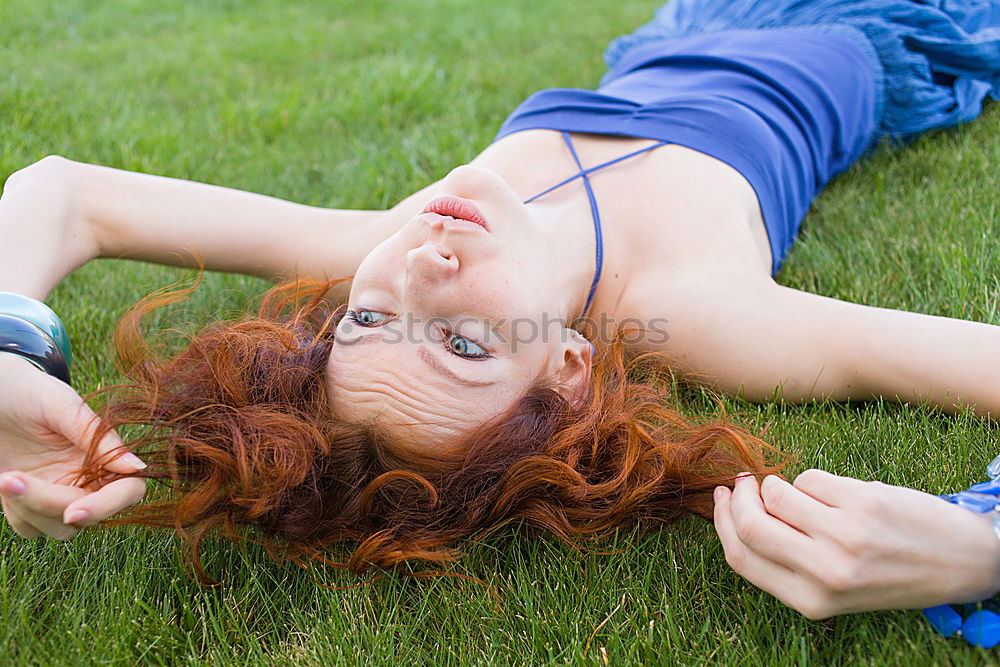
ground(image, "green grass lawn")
xmin=2 ymin=0 xmax=999 ymax=664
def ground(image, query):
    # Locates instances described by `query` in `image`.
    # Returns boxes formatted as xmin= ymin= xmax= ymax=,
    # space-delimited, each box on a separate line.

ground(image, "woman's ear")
xmin=550 ymin=329 xmax=593 ymax=406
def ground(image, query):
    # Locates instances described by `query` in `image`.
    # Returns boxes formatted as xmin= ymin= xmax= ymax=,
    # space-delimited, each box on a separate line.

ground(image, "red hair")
xmin=77 ymin=278 xmax=778 ymax=584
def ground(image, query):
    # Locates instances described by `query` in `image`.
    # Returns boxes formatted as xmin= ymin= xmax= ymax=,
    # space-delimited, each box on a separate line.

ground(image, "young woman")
xmin=1 ymin=0 xmax=999 ymax=626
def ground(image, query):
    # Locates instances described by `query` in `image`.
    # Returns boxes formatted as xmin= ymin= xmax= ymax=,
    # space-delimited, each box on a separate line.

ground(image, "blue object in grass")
xmin=962 ymin=611 xmax=1000 ymax=649
xmin=924 ymin=605 xmax=962 ymax=638
xmin=921 ymin=454 xmax=1000 ymax=646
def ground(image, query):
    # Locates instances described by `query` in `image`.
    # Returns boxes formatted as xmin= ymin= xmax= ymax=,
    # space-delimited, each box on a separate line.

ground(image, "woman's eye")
xmin=447 ymin=333 xmax=490 ymax=359
xmin=347 ymin=309 xmax=391 ymax=327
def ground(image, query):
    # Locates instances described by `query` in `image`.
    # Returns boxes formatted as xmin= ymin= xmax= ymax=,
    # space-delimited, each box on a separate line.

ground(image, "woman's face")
xmin=326 ymin=165 xmax=591 ymax=450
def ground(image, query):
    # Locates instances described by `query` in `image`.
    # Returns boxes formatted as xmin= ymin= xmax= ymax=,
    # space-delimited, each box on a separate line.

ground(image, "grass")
xmin=1 ymin=0 xmax=999 ymax=663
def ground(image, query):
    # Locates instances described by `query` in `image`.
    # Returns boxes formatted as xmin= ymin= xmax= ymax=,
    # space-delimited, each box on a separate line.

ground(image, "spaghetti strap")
xmin=560 ymin=131 xmax=603 ymax=320
xmin=522 ymin=134 xmax=668 ymax=318
xmin=523 ymin=138 xmax=669 ymax=204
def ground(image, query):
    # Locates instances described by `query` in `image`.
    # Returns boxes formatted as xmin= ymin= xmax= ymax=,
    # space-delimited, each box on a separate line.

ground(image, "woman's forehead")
xmin=326 ymin=342 xmax=520 ymax=445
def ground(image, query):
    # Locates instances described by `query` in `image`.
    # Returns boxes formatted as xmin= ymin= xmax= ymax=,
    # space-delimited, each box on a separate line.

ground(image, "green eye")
xmin=348 ymin=309 xmax=391 ymax=327
xmin=448 ymin=334 xmax=489 ymax=359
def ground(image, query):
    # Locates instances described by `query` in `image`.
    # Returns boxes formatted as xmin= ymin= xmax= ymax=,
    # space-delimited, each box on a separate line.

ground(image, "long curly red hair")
xmin=77 ymin=278 xmax=778 ymax=584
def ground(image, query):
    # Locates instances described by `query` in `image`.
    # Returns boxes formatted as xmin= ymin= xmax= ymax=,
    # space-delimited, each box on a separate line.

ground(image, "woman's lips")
xmin=420 ymin=196 xmax=490 ymax=232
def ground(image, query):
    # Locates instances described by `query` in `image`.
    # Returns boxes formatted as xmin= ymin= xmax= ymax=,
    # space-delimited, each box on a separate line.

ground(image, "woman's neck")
xmin=525 ymin=186 xmax=601 ymax=325
xmin=473 ymin=129 xmax=638 ymax=326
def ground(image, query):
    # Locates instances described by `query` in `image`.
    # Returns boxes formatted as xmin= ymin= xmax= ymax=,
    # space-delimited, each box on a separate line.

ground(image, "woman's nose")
xmin=405 ymin=244 xmax=459 ymax=284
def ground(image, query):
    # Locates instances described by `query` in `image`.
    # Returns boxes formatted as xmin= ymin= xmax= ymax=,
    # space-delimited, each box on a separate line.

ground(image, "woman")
xmin=1 ymin=0 xmax=999 ymax=625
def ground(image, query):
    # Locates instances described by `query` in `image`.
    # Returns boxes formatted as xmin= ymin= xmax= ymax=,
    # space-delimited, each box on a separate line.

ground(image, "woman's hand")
xmin=0 ymin=354 xmax=146 ymax=540
xmin=713 ymin=469 xmax=1000 ymax=619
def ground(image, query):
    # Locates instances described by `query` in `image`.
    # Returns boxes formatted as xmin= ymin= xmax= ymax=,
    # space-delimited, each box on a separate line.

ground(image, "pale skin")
xmin=1 ymin=124 xmax=999 ymax=617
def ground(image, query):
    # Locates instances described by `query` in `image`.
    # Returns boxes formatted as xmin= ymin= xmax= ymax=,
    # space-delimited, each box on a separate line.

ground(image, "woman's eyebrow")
xmin=418 ymin=348 xmax=495 ymax=387
xmin=335 ymin=333 xmax=381 ymax=347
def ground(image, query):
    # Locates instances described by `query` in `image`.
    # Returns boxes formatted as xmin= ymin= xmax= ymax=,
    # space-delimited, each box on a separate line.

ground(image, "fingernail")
xmin=65 ymin=509 xmax=90 ymax=524
xmin=734 ymin=473 xmax=750 ymax=486
xmin=122 ymin=452 xmax=146 ymax=469
xmin=0 ymin=476 xmax=26 ymax=496
xmin=714 ymin=486 xmax=725 ymax=502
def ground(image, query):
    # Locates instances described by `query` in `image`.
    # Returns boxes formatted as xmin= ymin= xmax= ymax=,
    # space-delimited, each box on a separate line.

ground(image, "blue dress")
xmin=494 ymin=0 xmax=1000 ymax=277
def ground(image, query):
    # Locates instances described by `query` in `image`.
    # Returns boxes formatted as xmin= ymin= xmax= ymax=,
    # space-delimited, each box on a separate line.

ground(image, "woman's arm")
xmin=1 ymin=155 xmax=388 ymax=299
xmin=712 ymin=471 xmax=1000 ymax=619
xmin=0 ymin=155 xmax=391 ymax=539
xmin=660 ymin=276 xmax=1000 ymax=417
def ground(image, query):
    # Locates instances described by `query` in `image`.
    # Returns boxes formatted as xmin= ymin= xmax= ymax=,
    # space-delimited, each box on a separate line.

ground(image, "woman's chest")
xmin=476 ymin=129 xmax=774 ymax=294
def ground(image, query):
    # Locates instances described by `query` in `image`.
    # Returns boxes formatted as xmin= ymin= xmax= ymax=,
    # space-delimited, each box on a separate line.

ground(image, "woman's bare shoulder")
xmin=610 ymin=265 xmax=773 ymax=356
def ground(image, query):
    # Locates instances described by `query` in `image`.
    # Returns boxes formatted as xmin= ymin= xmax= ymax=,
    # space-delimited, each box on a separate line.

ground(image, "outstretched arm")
xmin=0 ymin=155 xmax=392 ymax=539
xmin=662 ymin=276 xmax=1000 ymax=417
xmin=1 ymin=155 xmax=389 ymax=300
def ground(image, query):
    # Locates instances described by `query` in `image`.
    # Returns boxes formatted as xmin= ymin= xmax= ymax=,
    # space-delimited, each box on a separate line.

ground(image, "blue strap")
xmin=561 ymin=131 xmax=603 ymax=318
xmin=522 ymin=134 xmax=668 ymax=318
xmin=522 ymin=138 xmax=669 ymax=204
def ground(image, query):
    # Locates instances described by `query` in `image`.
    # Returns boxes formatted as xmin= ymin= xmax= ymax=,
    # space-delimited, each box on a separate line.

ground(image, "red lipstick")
xmin=421 ymin=196 xmax=490 ymax=231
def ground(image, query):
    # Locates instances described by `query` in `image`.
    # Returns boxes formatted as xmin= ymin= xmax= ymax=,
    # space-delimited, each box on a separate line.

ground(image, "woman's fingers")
xmin=0 ymin=471 xmax=88 ymax=517
xmin=62 ymin=476 xmax=146 ymax=527
xmin=7 ymin=505 xmax=80 ymax=541
xmin=42 ymin=378 xmax=145 ymax=475
xmin=0 ymin=470 xmax=143 ymax=539
xmin=0 ymin=470 xmax=87 ymax=540
xmin=714 ymin=486 xmax=830 ymax=618
xmin=0 ymin=497 xmax=43 ymax=539
xmin=792 ymin=469 xmax=866 ymax=507
xmin=759 ymin=474 xmax=838 ymax=538
xmin=727 ymin=474 xmax=817 ymax=566
xmin=0 ymin=478 xmax=81 ymax=540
